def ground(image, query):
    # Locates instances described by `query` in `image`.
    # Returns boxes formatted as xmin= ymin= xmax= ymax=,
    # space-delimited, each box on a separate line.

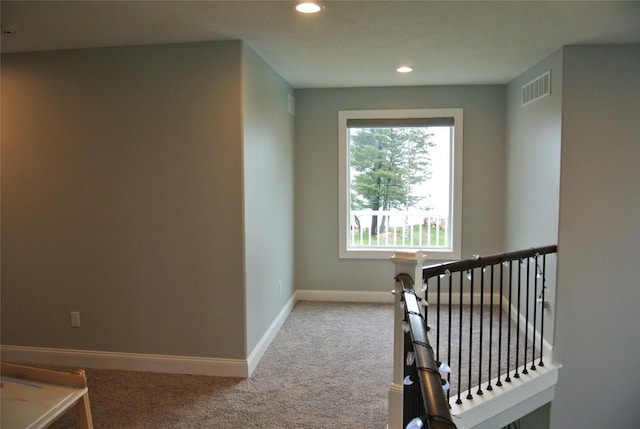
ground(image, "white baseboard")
xmin=425 ymin=292 xmax=502 ymax=306
xmin=246 ymin=293 xmax=296 ymax=377
xmin=501 ymin=296 xmax=554 ymax=361
xmin=1 ymin=291 xmax=555 ymax=379
xmin=0 ymin=289 xmax=387 ymax=378
xmin=296 ymin=289 xmax=394 ymax=303
xmin=0 ymin=345 xmax=248 ymax=377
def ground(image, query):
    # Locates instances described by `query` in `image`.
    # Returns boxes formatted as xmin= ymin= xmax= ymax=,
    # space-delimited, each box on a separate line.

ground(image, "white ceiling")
xmin=1 ymin=1 xmax=639 ymax=88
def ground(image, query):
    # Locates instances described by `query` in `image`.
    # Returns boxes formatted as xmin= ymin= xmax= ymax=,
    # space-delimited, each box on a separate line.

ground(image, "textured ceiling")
xmin=1 ymin=1 xmax=639 ymax=88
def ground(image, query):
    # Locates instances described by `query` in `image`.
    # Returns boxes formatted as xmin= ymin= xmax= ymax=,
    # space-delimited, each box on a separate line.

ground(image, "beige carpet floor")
xmin=49 ymin=301 xmax=394 ymax=429
xmin=42 ymin=300 xmax=533 ymax=428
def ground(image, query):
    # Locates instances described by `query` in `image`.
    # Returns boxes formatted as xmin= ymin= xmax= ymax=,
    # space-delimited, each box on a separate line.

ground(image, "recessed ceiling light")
xmin=396 ymin=66 xmax=413 ymax=73
xmin=295 ymin=2 xmax=323 ymax=14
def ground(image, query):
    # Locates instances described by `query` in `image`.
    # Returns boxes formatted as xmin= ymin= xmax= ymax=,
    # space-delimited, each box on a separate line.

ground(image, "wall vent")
xmin=521 ymin=70 xmax=551 ymax=106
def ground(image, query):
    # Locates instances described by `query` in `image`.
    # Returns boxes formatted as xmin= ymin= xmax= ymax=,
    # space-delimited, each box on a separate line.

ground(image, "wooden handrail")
xmin=422 ymin=245 xmax=557 ymax=279
xmin=397 ymin=273 xmax=457 ymax=429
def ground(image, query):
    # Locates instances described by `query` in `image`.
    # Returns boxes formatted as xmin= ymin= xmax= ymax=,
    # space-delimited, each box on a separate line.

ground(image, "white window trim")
xmin=338 ymin=108 xmax=463 ymax=260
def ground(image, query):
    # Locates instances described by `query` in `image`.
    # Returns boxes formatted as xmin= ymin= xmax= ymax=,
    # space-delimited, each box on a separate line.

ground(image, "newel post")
xmin=388 ymin=251 xmax=428 ymax=429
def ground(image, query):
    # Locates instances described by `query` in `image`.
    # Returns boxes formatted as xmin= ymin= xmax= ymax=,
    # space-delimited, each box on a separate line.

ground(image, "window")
xmin=338 ymin=109 xmax=463 ymax=259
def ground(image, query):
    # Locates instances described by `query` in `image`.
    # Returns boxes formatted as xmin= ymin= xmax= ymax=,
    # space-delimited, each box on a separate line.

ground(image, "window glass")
xmin=338 ymin=109 xmax=463 ymax=259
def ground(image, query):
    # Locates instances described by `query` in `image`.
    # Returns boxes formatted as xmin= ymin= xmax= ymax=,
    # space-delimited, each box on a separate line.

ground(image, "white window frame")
xmin=338 ymin=108 xmax=463 ymax=260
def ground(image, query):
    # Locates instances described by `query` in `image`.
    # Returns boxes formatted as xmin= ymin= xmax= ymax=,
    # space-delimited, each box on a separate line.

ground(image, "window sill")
xmin=340 ymin=248 xmax=460 ymax=261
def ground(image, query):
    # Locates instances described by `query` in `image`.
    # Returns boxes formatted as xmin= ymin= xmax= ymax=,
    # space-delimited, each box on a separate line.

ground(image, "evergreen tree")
xmin=350 ymin=127 xmax=435 ymax=235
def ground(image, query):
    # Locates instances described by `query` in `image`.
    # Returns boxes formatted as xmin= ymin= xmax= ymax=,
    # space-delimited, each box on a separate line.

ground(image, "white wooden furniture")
xmin=1 ymin=362 xmax=93 ymax=429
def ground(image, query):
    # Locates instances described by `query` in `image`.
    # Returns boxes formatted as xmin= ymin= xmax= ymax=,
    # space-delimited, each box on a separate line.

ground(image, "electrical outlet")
xmin=70 ymin=311 xmax=80 ymax=328
xmin=278 ymin=280 xmax=282 ymax=294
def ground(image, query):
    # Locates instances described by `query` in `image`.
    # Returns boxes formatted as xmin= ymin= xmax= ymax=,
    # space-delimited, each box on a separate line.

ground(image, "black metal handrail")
xmin=396 ymin=272 xmax=457 ymax=429
xmin=422 ymin=246 xmax=557 ymax=278
xmin=423 ymin=245 xmax=557 ymax=406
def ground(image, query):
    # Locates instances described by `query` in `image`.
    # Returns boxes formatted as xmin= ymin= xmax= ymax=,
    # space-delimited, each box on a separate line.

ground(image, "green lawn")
xmin=350 ymin=224 xmax=447 ymax=247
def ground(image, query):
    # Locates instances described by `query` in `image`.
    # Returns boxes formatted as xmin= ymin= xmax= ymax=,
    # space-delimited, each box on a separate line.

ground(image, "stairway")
xmin=389 ymin=246 xmax=560 ymax=429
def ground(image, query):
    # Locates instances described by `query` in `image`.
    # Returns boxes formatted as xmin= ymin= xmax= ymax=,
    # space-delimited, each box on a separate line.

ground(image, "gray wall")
xmin=505 ymin=50 xmax=562 ymax=249
xmin=504 ymin=49 xmax=562 ymax=361
xmin=4 ymin=37 xmax=638 ymax=427
xmin=294 ymin=86 xmax=506 ymax=292
xmin=242 ymin=45 xmax=295 ymax=354
xmin=1 ymin=41 xmax=247 ymax=359
xmin=505 ymin=44 xmax=640 ymax=428
xmin=551 ymin=45 xmax=640 ymax=428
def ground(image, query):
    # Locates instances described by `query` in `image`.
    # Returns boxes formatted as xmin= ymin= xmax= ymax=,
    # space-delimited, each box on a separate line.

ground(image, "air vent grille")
xmin=522 ymin=70 xmax=551 ymax=106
